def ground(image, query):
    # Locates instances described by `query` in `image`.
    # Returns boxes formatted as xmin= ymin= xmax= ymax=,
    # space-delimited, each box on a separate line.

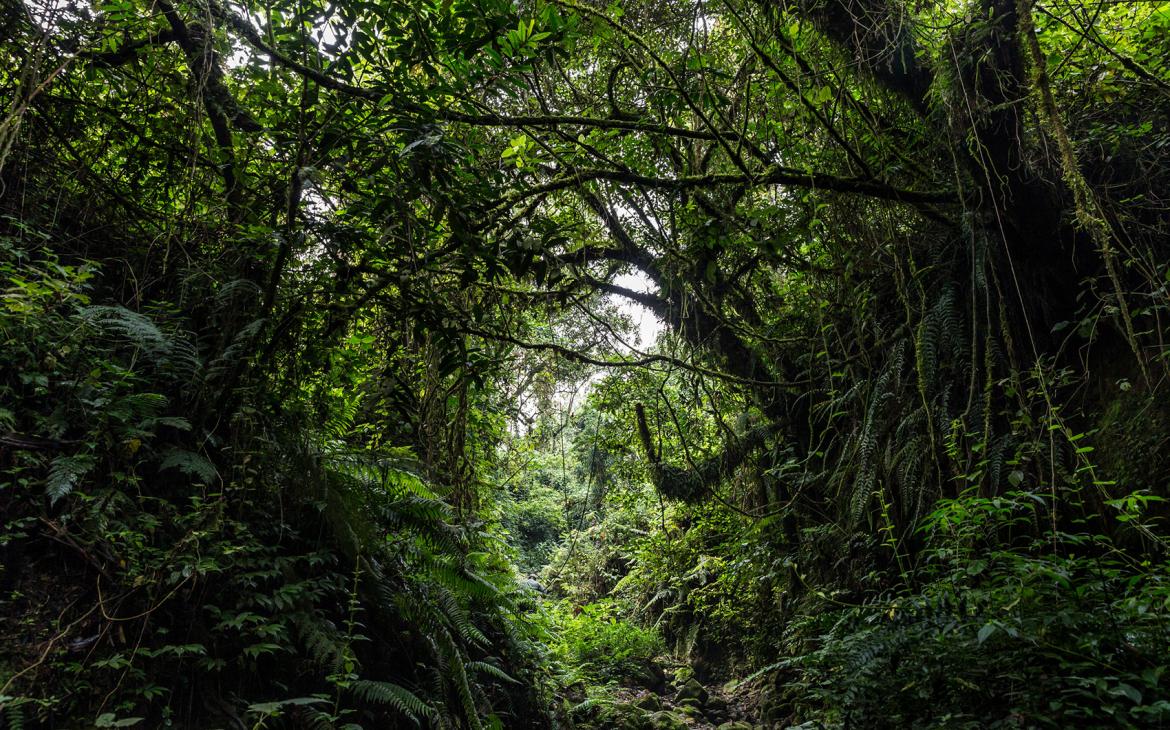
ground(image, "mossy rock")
xmin=676 ymin=677 xmax=709 ymax=705
xmin=628 ymin=658 xmax=668 ymax=693
xmin=716 ymin=723 xmax=755 ymax=730
xmin=601 ymin=702 xmax=652 ymax=730
xmin=678 ymin=699 xmax=706 ymax=718
xmin=647 ymin=710 xmax=690 ymax=730
xmin=634 ymin=694 xmax=663 ymax=712
xmin=705 ymin=695 xmax=729 ymax=721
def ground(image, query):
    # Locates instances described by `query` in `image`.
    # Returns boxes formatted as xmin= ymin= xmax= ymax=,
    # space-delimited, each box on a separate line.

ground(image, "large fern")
xmin=81 ymin=305 xmax=172 ymax=358
xmin=849 ymin=341 xmax=907 ymax=525
xmin=350 ymin=680 xmax=438 ymax=725
xmin=158 ymin=448 xmax=218 ymax=484
xmin=46 ymin=453 xmax=95 ymax=505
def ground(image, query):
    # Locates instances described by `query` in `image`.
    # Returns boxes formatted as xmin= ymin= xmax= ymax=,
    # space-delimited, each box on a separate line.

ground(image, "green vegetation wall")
xmin=3 ymin=0 xmax=1170 ymax=725
xmin=0 ymin=0 xmax=566 ymax=725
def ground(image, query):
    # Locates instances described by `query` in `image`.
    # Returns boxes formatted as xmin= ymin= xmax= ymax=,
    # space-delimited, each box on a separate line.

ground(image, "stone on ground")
xmin=647 ymin=710 xmax=690 ymax=730
xmin=675 ymin=677 xmax=709 ymax=705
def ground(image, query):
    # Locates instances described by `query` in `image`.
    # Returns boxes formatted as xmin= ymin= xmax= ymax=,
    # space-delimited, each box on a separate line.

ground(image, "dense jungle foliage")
xmin=3 ymin=0 xmax=1170 ymax=725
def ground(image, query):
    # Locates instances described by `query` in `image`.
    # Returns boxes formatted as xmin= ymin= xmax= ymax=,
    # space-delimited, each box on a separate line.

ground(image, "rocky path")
xmin=594 ymin=664 xmax=777 ymax=730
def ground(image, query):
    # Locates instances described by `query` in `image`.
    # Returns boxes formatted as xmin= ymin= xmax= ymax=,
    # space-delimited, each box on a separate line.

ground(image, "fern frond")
xmin=302 ymin=708 xmax=338 ymax=730
xmin=467 ymin=660 xmax=519 ymax=685
xmin=849 ymin=340 xmax=908 ymax=525
xmin=439 ymin=640 xmax=483 ymax=730
xmin=428 ymin=561 xmax=500 ymax=603
xmin=81 ymin=305 xmax=172 ymax=357
xmin=294 ymin=614 xmax=345 ymax=670
xmin=158 ymin=448 xmax=218 ymax=484
xmin=211 ymin=278 xmax=262 ymax=312
xmin=207 ymin=318 xmax=266 ymax=380
xmin=350 ymin=680 xmax=436 ymax=724
xmin=46 ymin=453 xmax=95 ymax=504
xmin=430 ymin=583 xmax=488 ymax=647
xmin=3 ymin=699 xmax=27 ymax=730
xmin=162 ymin=334 xmax=203 ymax=384
xmin=569 ymin=696 xmax=612 ymax=715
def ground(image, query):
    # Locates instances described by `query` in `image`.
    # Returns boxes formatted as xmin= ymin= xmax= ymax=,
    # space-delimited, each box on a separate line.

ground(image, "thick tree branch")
xmin=156 ymin=0 xmax=257 ymax=216
xmin=457 ymin=324 xmax=806 ymax=387
xmin=576 ymin=190 xmax=669 ymax=282
xmin=587 ymin=277 xmax=671 ymax=314
xmin=634 ymin=402 xmax=775 ymax=503
xmin=440 ymin=111 xmax=749 ymax=143
xmin=798 ymin=0 xmax=935 ymax=114
xmin=0 ymin=432 xmax=81 ymax=451
xmin=564 ymin=239 xmax=790 ymax=400
xmin=494 ymin=166 xmax=956 ymax=212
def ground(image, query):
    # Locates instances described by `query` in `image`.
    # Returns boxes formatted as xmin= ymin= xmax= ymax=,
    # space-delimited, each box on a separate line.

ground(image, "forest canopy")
xmin=2 ymin=0 xmax=1170 ymax=726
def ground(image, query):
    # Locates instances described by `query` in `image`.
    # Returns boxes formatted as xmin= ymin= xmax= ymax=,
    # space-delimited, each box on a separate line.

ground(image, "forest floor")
xmin=572 ymin=654 xmax=777 ymax=730
xmin=604 ymin=680 xmax=765 ymax=730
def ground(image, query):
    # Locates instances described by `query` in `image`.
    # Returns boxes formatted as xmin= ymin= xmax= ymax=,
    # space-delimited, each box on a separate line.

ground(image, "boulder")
xmin=716 ymin=723 xmax=754 ymax=730
xmin=678 ymin=700 xmax=705 ymax=719
xmin=705 ymin=695 xmax=729 ymax=720
xmin=633 ymin=693 xmax=662 ymax=712
xmin=519 ymin=576 xmax=546 ymax=594
xmin=647 ymin=710 xmax=690 ymax=730
xmin=603 ymin=702 xmax=651 ymax=730
xmin=675 ymin=677 xmax=709 ymax=705
xmin=706 ymin=708 xmax=729 ymax=724
xmin=672 ymin=665 xmax=695 ymax=685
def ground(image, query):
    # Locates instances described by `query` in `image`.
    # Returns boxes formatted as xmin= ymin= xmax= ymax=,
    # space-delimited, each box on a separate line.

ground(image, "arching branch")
xmin=635 ymin=403 xmax=775 ymax=503
xmin=492 ymin=166 xmax=956 ymax=214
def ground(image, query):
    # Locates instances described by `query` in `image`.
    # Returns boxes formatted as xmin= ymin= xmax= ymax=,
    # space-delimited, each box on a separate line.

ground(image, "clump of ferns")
xmin=283 ymin=447 xmax=527 ymax=727
xmin=19 ymin=300 xmax=214 ymax=507
xmin=79 ymin=304 xmax=202 ymax=384
xmin=843 ymin=339 xmax=909 ymax=527
xmin=835 ymin=275 xmax=985 ymax=509
xmin=288 ymin=556 xmax=451 ymax=729
xmin=1 ymin=698 xmax=31 ymax=730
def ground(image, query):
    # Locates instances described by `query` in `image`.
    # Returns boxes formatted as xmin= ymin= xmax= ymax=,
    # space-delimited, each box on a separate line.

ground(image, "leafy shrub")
xmin=550 ymin=600 xmax=664 ymax=686
xmin=0 ymin=238 xmax=553 ymax=729
xmin=603 ymin=500 xmax=782 ymax=670
xmin=779 ymin=490 xmax=1170 ymax=728
xmin=502 ymin=479 xmax=568 ymax=573
xmin=542 ymin=503 xmax=654 ymax=604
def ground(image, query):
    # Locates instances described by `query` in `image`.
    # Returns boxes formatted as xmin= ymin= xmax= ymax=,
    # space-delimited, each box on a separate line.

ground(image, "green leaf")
xmin=94 ymin=715 xmax=144 ymax=728
xmin=976 ymin=623 xmax=997 ymax=644
xmin=1114 ymin=683 xmax=1142 ymax=704
xmin=350 ymin=680 xmax=437 ymax=722
xmin=467 ymin=660 xmax=519 ymax=684
xmin=246 ymin=697 xmax=328 ymax=717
